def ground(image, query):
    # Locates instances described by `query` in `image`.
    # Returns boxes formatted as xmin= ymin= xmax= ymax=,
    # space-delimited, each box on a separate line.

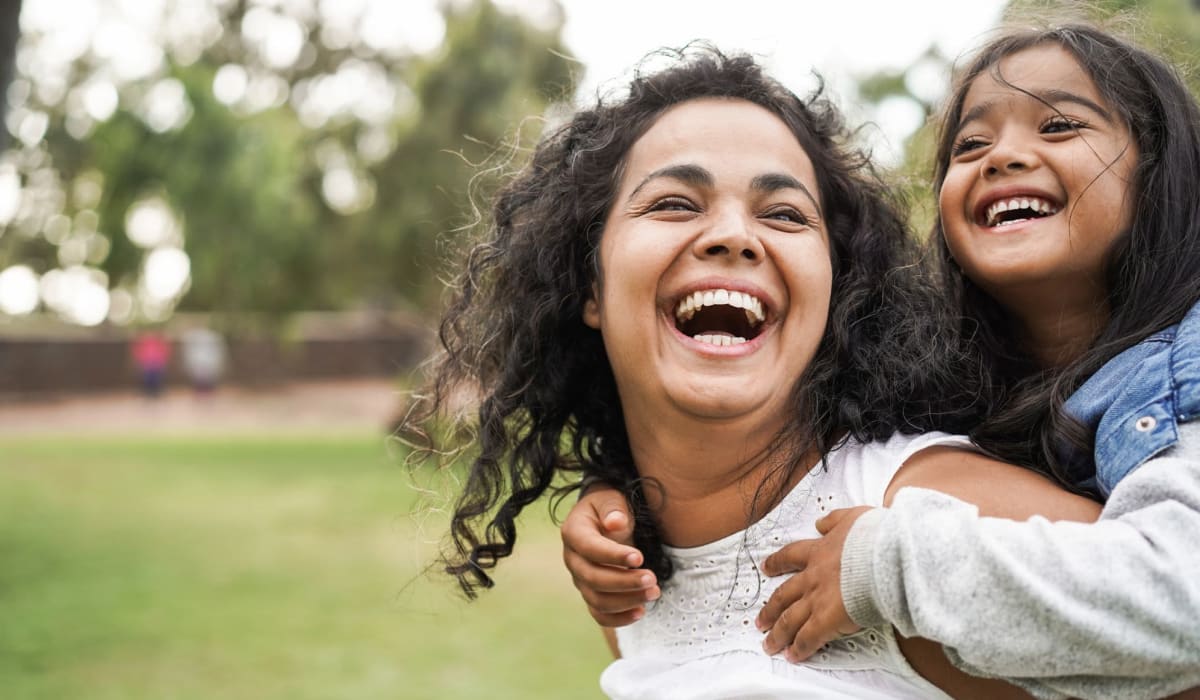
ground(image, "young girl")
xmin=412 ymin=47 xmax=1101 ymax=699
xmin=565 ymin=25 xmax=1200 ymax=700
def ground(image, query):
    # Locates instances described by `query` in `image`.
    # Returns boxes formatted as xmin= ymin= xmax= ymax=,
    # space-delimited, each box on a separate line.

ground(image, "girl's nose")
xmin=985 ymin=159 xmax=1028 ymax=176
xmin=694 ymin=211 xmax=764 ymax=262
xmin=982 ymin=137 xmax=1039 ymax=178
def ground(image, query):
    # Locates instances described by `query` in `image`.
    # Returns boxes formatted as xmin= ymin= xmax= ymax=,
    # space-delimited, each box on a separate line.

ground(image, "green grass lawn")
xmin=0 ymin=434 xmax=610 ymax=699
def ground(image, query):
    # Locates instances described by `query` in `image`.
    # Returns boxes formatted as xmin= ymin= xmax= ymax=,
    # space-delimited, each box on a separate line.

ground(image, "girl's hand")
xmin=562 ymin=485 xmax=659 ymax=627
xmin=756 ymin=506 xmax=871 ymax=661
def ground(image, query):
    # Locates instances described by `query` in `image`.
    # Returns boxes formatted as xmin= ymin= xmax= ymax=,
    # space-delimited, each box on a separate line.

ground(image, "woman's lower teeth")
xmin=694 ymin=334 xmax=747 ymax=346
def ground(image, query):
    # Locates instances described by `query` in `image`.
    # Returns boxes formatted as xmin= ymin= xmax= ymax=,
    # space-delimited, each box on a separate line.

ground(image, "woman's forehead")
xmin=619 ymin=98 xmax=820 ymax=192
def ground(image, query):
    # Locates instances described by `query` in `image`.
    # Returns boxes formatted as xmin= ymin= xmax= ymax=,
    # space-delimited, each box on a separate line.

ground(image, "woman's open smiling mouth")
xmin=669 ymin=286 xmax=770 ymax=348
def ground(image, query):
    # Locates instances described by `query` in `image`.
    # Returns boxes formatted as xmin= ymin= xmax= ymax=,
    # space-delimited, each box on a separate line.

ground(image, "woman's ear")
xmin=583 ymin=286 xmax=601 ymax=329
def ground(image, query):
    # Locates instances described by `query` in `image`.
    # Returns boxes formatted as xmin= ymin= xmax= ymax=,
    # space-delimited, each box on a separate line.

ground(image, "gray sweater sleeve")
xmin=840 ymin=420 xmax=1200 ymax=700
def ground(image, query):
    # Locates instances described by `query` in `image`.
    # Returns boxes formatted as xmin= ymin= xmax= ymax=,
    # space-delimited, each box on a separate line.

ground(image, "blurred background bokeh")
xmin=0 ymin=1 xmax=1195 ymax=698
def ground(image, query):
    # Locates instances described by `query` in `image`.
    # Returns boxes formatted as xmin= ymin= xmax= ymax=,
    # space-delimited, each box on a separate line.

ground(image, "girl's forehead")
xmin=962 ymin=44 xmax=1100 ymax=108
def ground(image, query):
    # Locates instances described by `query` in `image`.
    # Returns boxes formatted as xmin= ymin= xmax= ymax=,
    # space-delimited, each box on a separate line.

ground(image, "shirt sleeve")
xmin=840 ymin=421 xmax=1200 ymax=700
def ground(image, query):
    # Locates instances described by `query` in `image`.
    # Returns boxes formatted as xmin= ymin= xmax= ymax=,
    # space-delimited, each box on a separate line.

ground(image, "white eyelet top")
xmin=601 ymin=432 xmax=969 ymax=700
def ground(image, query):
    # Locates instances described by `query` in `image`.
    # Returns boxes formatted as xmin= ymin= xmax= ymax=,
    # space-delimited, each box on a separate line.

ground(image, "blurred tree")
xmin=1006 ymin=0 xmax=1200 ymax=93
xmin=0 ymin=0 xmax=20 ymax=152
xmin=323 ymin=0 xmax=576 ymax=311
xmin=0 ymin=0 xmax=576 ymax=328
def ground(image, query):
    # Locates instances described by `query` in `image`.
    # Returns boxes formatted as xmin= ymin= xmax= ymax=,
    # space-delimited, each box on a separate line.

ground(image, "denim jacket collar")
xmin=1063 ymin=301 xmax=1200 ymax=497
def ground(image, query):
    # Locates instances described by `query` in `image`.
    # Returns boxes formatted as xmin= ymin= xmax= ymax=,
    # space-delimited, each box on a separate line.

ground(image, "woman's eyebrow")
xmin=751 ymin=172 xmax=821 ymax=215
xmin=627 ymin=164 xmax=712 ymax=201
xmin=956 ymin=88 xmax=1115 ymax=134
xmin=626 ymin=165 xmax=822 ymax=216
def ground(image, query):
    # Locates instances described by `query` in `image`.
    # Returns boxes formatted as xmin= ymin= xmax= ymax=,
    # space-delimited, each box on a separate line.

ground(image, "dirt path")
xmin=0 ymin=379 xmax=402 ymax=436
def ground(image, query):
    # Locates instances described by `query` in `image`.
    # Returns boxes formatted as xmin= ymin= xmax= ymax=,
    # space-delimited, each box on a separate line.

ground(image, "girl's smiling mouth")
xmin=670 ymin=286 xmax=770 ymax=348
xmin=973 ymin=189 xmax=1064 ymax=229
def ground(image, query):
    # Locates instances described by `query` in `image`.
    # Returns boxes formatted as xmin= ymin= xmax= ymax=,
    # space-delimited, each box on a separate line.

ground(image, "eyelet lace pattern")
xmin=614 ymin=435 xmax=971 ymax=676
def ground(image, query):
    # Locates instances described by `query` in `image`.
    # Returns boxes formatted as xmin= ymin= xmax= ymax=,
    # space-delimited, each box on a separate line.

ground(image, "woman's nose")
xmin=694 ymin=210 xmax=764 ymax=262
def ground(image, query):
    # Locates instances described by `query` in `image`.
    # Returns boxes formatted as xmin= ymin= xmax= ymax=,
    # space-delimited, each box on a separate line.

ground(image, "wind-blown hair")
xmin=408 ymin=47 xmax=975 ymax=597
xmin=929 ymin=24 xmax=1200 ymax=483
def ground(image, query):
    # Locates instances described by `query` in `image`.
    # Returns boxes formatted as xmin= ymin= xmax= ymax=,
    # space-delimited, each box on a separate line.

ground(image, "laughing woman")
xmin=405 ymin=49 xmax=1097 ymax=698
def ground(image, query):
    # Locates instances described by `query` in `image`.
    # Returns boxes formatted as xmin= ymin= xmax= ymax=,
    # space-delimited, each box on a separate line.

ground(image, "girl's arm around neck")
xmin=848 ymin=425 xmax=1200 ymax=698
xmin=884 ymin=447 xmax=1101 ymax=521
xmin=880 ymin=447 xmax=1100 ymax=700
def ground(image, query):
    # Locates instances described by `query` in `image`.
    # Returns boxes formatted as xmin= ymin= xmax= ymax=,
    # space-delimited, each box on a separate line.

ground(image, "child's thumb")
xmin=598 ymin=497 xmax=635 ymax=544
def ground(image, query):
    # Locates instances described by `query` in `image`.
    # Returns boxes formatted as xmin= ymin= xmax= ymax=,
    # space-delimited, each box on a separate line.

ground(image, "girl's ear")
xmin=583 ymin=286 xmax=601 ymax=329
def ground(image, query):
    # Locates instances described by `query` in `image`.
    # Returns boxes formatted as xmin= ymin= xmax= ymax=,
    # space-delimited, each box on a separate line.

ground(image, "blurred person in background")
xmin=131 ymin=329 xmax=170 ymax=398
xmin=181 ymin=324 xmax=227 ymax=395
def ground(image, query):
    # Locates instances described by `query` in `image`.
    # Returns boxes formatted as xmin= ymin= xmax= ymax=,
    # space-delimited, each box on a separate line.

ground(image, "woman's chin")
xmin=663 ymin=378 xmax=787 ymax=425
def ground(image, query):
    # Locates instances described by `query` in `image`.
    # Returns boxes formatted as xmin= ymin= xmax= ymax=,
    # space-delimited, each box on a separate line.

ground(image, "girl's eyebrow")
xmin=956 ymin=88 xmax=1116 ymax=134
xmin=628 ymin=165 xmax=822 ymax=215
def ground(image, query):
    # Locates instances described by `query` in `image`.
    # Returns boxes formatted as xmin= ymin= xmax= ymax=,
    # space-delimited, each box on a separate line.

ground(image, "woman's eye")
xmin=1041 ymin=116 xmax=1084 ymax=134
xmin=762 ymin=207 xmax=808 ymax=225
xmin=646 ymin=196 xmax=697 ymax=213
xmin=951 ymin=136 xmax=986 ymax=156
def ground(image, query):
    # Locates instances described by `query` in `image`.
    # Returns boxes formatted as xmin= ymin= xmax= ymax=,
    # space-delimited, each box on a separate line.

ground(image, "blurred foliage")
xmin=357 ymin=4 xmax=577 ymax=311
xmin=0 ymin=0 xmax=577 ymax=328
xmin=0 ymin=0 xmax=20 ymax=152
xmin=854 ymin=0 xmax=1199 ymax=238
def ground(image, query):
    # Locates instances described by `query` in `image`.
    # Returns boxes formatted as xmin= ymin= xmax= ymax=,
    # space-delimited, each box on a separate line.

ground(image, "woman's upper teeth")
xmin=674 ymin=288 xmax=765 ymax=324
xmin=985 ymin=196 xmax=1061 ymax=227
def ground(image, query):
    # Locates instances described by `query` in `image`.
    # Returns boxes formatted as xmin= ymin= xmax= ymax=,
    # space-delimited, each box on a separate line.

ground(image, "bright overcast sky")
xmin=559 ymin=0 xmax=1008 ymax=93
xmin=555 ymin=0 xmax=1008 ymax=162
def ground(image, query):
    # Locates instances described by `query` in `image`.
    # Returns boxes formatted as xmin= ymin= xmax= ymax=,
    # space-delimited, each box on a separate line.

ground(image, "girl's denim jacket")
xmin=1065 ymin=301 xmax=1200 ymax=497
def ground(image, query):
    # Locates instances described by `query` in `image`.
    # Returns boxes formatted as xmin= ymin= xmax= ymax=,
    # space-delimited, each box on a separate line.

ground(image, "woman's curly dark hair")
xmin=406 ymin=47 xmax=978 ymax=597
xmin=928 ymin=24 xmax=1200 ymax=486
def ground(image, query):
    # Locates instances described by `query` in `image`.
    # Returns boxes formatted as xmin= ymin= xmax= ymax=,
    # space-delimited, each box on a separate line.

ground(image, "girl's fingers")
xmin=581 ymin=585 xmax=661 ymax=617
xmin=757 ymin=571 xmax=808 ymax=640
xmin=565 ymin=548 xmax=658 ymax=594
xmin=761 ymin=590 xmax=811 ymax=657
xmin=562 ymin=514 xmax=644 ymax=568
xmin=815 ymin=506 xmax=869 ymax=535
xmin=580 ymin=486 xmax=636 ymax=544
xmin=761 ymin=538 xmax=816 ymax=577
xmin=592 ymin=606 xmax=646 ymax=628
xmin=787 ymin=619 xmax=828 ymax=663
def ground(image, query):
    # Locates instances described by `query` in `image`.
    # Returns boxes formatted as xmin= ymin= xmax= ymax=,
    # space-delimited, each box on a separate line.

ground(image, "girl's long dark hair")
xmin=930 ymin=24 xmax=1200 ymax=483
xmin=407 ymin=47 xmax=978 ymax=597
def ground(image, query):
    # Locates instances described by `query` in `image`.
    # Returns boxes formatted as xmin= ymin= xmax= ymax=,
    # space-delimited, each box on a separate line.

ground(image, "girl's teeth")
xmin=985 ymin=196 xmax=1061 ymax=227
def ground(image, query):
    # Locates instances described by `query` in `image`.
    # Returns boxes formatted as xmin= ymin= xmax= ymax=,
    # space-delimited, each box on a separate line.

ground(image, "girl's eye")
xmin=1041 ymin=116 xmax=1085 ymax=134
xmin=645 ymin=196 xmax=698 ymax=213
xmin=951 ymin=135 xmax=987 ymax=156
xmin=762 ymin=207 xmax=809 ymax=226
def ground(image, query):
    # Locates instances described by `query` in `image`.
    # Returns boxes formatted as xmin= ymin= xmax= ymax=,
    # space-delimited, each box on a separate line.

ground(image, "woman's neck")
xmin=624 ymin=413 xmax=811 ymax=547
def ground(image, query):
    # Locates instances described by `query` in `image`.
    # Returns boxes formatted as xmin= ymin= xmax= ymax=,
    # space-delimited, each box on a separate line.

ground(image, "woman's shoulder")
xmin=826 ymin=432 xmax=975 ymax=506
xmin=834 ymin=431 xmax=975 ymax=465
